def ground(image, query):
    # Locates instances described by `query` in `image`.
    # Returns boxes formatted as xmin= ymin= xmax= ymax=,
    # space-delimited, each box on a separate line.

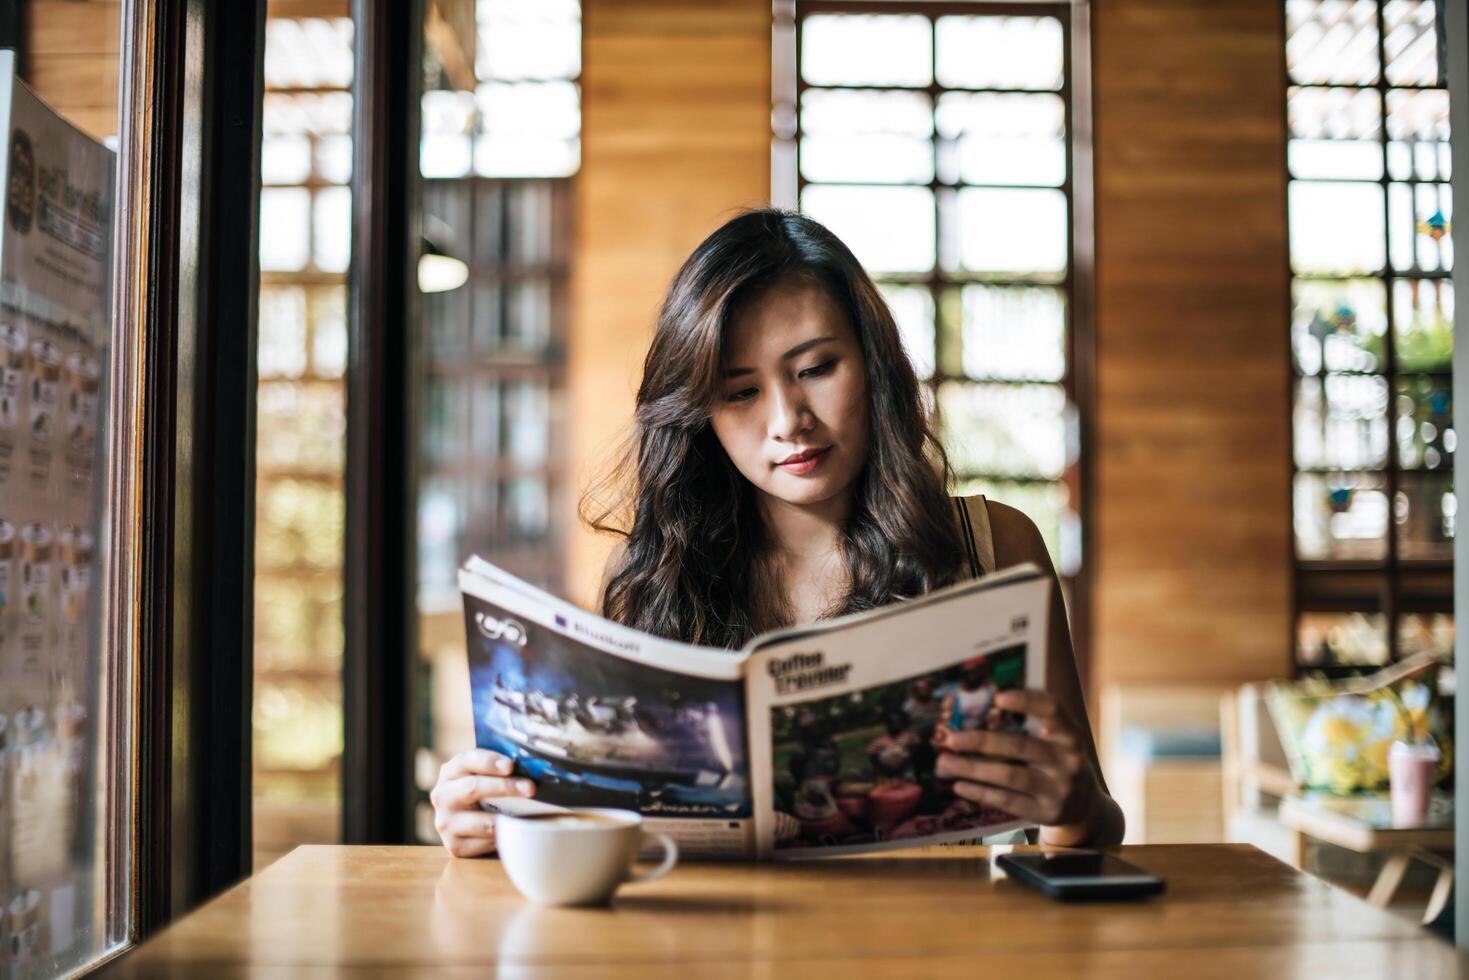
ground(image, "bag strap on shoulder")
xmin=953 ymin=494 xmax=996 ymax=579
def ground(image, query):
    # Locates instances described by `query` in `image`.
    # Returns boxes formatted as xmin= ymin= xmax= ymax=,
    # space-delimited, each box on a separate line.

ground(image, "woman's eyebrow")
xmin=724 ymin=335 xmax=837 ymax=378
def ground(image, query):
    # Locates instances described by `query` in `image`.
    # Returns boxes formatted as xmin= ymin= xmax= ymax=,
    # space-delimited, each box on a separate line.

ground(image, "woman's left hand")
xmin=933 ymin=689 xmax=1100 ymax=832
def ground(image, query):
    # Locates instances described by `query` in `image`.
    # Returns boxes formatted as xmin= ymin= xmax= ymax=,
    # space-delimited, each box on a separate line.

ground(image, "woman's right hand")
xmin=430 ymin=749 xmax=537 ymax=858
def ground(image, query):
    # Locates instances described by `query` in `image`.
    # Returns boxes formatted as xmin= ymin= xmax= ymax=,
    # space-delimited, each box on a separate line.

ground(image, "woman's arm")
xmin=975 ymin=501 xmax=1124 ymax=847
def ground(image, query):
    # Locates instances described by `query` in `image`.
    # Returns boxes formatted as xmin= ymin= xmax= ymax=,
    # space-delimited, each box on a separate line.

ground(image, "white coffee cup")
xmin=495 ymin=808 xmax=678 ymax=906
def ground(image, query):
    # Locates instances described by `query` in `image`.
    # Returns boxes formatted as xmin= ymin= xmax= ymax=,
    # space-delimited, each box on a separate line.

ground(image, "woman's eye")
xmin=798 ymin=359 xmax=837 ymax=379
xmin=726 ymin=387 xmax=757 ymax=403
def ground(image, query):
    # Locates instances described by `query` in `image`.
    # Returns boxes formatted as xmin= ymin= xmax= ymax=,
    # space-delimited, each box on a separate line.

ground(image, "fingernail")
xmin=496 ymin=758 xmax=512 ymax=774
xmin=516 ymin=779 xmax=534 ymax=795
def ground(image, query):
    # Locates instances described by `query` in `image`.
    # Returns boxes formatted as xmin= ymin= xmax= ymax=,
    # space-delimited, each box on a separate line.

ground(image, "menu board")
xmin=0 ymin=51 xmax=115 ymax=972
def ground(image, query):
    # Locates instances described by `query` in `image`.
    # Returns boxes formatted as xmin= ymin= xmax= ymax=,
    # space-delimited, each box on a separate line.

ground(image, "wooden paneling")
xmin=565 ymin=0 xmax=771 ymax=608
xmin=22 ymin=0 xmax=122 ymax=142
xmin=1091 ymin=0 xmax=1292 ymax=689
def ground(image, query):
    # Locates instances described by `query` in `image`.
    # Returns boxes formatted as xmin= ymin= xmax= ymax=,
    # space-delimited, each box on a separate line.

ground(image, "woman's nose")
xmin=769 ymin=383 xmax=813 ymax=439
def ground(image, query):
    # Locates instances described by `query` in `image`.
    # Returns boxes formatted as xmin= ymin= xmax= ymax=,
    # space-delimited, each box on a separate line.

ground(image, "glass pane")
xmin=1290 ymin=278 xmax=1386 ymax=375
xmin=312 ymin=186 xmax=352 ymax=273
xmin=264 ymin=17 xmax=354 ymax=89
xmin=800 ymin=89 xmax=933 ymax=184
xmin=0 ymin=16 xmax=126 ymax=966
xmin=801 ymin=185 xmax=935 ymax=273
xmin=470 ymin=378 xmax=502 ymax=460
xmin=936 ymin=93 xmax=1065 ymax=187
xmin=1383 ymin=0 xmax=1441 ymax=87
xmin=477 ymin=0 xmax=582 ymax=81
xmin=1396 ymin=471 xmax=1454 ymax=560
xmin=960 ymin=285 xmax=1066 ymax=382
xmin=938 ymin=381 xmax=1069 ymax=479
xmin=505 ymin=380 xmax=550 ymax=466
xmin=424 ymin=281 xmax=471 ymax=360
xmin=418 ymin=476 xmax=466 ymax=602
xmin=258 ymin=286 xmax=309 ymax=379
xmin=1398 ymin=612 xmax=1453 ymax=658
xmin=421 ymin=90 xmax=475 ymax=179
xmin=259 ymin=187 xmax=312 ymax=271
xmin=1294 ymin=471 xmax=1389 ymax=560
xmin=1388 ymin=181 xmax=1452 ymax=273
xmin=505 ymin=476 xmax=550 ymax=540
xmin=1287 ymin=86 xmax=1382 ymax=180
xmin=878 ymin=284 xmax=935 ymax=379
xmin=1392 ymin=277 xmax=1453 ymax=371
xmin=1395 ymin=373 xmax=1452 ymax=469
xmin=507 ymin=280 xmax=552 ymax=350
xmin=1288 ymin=182 xmax=1385 ymax=274
xmin=507 ymin=182 xmax=556 ymax=265
xmin=316 ymin=134 xmax=352 ymax=184
xmin=256 ymin=479 xmax=346 ymax=570
xmin=935 ymin=15 xmax=1063 ymax=91
xmin=1297 ymin=611 xmax=1389 ymax=667
xmin=474 ymin=81 xmax=580 ymax=178
xmin=256 ymin=382 xmax=346 ymax=474
xmin=472 ymin=282 xmax=504 ymax=352
xmin=801 ymin=14 xmax=932 ymax=88
xmin=1386 ymin=88 xmax=1450 ymax=182
xmin=254 ymin=12 xmax=354 ymax=869
xmin=262 ymin=135 xmax=312 ymax=185
xmin=425 ymin=376 xmax=469 ymax=466
xmin=254 ymin=675 xmax=345 ymax=773
xmin=310 ymin=288 xmax=347 ymax=379
xmin=951 ymin=187 xmax=1067 ymax=276
xmin=255 ymin=577 xmax=343 ymax=671
xmin=1294 ymin=375 xmax=1390 ymax=470
xmin=1286 ymin=0 xmax=1380 ymax=85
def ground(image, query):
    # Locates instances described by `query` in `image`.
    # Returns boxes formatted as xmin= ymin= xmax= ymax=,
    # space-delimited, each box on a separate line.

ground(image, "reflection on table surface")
xmin=114 ymin=843 xmax=1465 ymax=977
xmin=1295 ymin=789 xmax=1453 ymax=830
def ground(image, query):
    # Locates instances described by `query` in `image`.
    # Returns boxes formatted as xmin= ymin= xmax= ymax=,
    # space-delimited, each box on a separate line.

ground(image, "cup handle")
xmin=625 ymin=831 xmax=678 ymax=885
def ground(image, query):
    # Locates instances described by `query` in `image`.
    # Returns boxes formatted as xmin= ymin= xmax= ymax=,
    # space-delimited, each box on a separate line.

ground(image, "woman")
xmin=431 ymin=209 xmax=1124 ymax=856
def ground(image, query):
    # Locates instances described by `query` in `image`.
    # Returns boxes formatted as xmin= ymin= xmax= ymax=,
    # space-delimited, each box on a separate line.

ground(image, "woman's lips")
xmin=776 ymin=446 xmax=831 ymax=476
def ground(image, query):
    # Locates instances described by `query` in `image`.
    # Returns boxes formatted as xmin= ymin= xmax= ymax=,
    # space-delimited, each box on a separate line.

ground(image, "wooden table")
xmin=1281 ymin=792 xmax=1455 ymax=922
xmin=113 ymin=844 xmax=1463 ymax=977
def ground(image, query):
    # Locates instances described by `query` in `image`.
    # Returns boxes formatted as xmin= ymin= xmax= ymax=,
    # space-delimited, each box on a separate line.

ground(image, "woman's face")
xmin=710 ymin=280 xmax=869 ymax=513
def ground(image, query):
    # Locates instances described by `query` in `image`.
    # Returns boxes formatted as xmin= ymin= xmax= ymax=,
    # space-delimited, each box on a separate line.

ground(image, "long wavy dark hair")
xmin=582 ymin=208 xmax=965 ymax=648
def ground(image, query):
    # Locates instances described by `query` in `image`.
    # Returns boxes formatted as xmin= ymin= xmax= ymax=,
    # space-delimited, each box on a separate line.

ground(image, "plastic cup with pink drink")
xmin=1388 ymin=739 xmax=1440 ymax=828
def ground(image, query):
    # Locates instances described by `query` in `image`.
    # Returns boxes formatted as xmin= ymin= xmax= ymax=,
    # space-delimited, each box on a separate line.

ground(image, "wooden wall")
xmin=1090 ymin=0 xmax=1293 ymax=691
xmin=564 ymin=0 xmax=771 ymax=607
xmin=22 ymin=0 xmax=121 ymax=142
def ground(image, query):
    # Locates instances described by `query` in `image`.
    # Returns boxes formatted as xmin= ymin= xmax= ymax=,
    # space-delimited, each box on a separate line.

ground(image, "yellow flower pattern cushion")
xmin=1266 ymin=676 xmax=1452 ymax=795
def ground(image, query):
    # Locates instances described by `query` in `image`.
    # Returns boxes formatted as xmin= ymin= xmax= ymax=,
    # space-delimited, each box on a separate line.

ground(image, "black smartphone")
xmin=996 ymin=850 xmax=1166 ymax=901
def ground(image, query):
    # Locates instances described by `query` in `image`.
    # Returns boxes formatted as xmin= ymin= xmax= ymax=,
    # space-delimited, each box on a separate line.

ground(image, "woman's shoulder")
xmin=950 ymin=494 xmax=1053 ymax=573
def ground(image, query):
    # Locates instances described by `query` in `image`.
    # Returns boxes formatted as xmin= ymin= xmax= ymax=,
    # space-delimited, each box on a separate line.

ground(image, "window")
xmin=776 ymin=2 xmax=1084 ymax=584
xmin=1286 ymin=0 xmax=1453 ymax=671
xmin=252 ymin=13 xmax=354 ymax=868
xmin=413 ymin=2 xmax=579 ymax=843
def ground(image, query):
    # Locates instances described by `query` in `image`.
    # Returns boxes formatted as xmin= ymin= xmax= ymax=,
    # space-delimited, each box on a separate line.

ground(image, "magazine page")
xmin=743 ymin=566 xmax=1050 ymax=858
xmin=459 ymin=560 xmax=755 ymax=858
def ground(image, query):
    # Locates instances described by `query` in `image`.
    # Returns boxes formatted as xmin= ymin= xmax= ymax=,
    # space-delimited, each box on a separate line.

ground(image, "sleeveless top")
xmin=951 ymin=494 xmax=996 ymax=579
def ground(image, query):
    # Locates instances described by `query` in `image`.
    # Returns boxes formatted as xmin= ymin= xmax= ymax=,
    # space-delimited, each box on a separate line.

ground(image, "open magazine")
xmin=459 ymin=556 xmax=1049 ymax=859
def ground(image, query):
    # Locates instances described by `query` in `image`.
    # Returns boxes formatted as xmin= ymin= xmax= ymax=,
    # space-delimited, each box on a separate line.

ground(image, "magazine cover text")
xmin=745 ymin=577 xmax=1048 ymax=857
